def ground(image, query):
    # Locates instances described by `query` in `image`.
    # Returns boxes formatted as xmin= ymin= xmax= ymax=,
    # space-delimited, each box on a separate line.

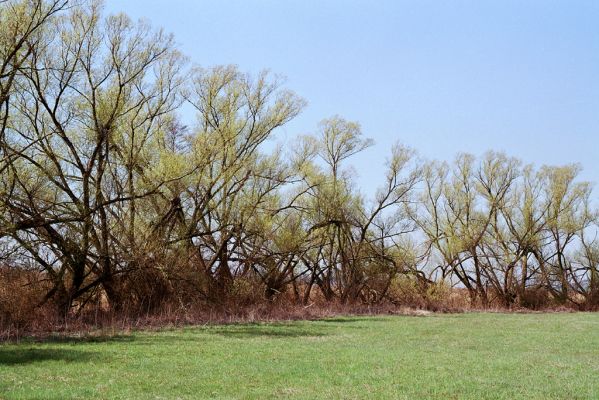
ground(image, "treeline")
xmin=1 ymin=1 xmax=598 ymax=331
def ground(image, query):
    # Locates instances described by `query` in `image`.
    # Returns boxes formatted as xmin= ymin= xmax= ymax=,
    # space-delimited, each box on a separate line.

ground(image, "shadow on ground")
xmin=3 ymin=318 xmax=382 ymax=347
xmin=317 ymin=316 xmax=391 ymax=323
xmin=0 ymin=348 xmax=101 ymax=366
xmin=35 ymin=334 xmax=136 ymax=344
xmin=203 ymin=323 xmax=331 ymax=339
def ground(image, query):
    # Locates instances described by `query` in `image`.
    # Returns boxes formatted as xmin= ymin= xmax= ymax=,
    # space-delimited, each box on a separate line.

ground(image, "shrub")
xmin=0 ymin=266 xmax=51 ymax=334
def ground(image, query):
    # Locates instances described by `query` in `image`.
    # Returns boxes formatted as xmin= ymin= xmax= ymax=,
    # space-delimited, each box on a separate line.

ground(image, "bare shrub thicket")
xmin=0 ymin=0 xmax=597 ymax=336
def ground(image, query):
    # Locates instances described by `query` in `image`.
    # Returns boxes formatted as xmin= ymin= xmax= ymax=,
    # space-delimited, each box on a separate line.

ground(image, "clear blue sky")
xmin=106 ymin=0 xmax=598 ymax=195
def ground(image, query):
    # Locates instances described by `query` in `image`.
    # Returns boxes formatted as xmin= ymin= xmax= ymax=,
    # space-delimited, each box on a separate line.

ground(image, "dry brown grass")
xmin=0 ymin=267 xmax=593 ymax=341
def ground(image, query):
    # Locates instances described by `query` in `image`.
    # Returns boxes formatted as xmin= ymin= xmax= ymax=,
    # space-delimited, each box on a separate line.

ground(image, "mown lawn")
xmin=1 ymin=313 xmax=598 ymax=399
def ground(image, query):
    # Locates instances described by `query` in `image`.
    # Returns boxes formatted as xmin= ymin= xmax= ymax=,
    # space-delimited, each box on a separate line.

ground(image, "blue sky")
xmin=106 ymin=0 xmax=598 ymax=195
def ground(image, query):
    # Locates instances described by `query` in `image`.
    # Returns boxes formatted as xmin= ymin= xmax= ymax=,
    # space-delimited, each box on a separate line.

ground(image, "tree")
xmin=299 ymin=117 xmax=420 ymax=303
xmin=153 ymin=66 xmax=305 ymax=303
xmin=534 ymin=165 xmax=595 ymax=305
xmin=0 ymin=1 xmax=185 ymax=314
xmin=0 ymin=0 xmax=67 ymax=144
xmin=415 ymin=152 xmax=520 ymax=306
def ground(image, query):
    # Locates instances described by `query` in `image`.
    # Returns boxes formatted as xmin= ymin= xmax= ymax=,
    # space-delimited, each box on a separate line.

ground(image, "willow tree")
xmin=149 ymin=66 xmax=306 ymax=303
xmin=0 ymin=1 xmax=185 ymax=314
xmin=0 ymin=0 xmax=67 ymax=143
xmin=414 ymin=153 xmax=520 ymax=306
xmin=297 ymin=117 xmax=420 ymax=303
xmin=535 ymin=165 xmax=595 ymax=304
xmin=573 ymin=224 xmax=599 ymax=308
xmin=495 ymin=165 xmax=548 ymax=303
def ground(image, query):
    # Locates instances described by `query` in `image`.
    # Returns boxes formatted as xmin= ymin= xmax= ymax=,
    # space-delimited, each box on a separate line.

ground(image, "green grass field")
xmin=1 ymin=313 xmax=598 ymax=399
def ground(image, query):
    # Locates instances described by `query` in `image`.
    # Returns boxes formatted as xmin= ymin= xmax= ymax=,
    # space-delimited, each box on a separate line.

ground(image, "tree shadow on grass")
xmin=37 ymin=334 xmax=135 ymax=344
xmin=0 ymin=347 xmax=101 ymax=365
xmin=204 ymin=323 xmax=331 ymax=339
xmin=317 ymin=316 xmax=391 ymax=324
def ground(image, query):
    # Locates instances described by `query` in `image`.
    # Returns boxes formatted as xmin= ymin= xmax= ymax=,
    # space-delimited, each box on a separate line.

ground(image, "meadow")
xmin=1 ymin=312 xmax=598 ymax=399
